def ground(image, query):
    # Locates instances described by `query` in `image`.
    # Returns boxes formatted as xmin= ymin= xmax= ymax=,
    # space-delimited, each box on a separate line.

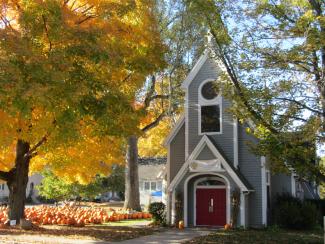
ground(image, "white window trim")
xmin=141 ymin=180 xmax=163 ymax=192
xmin=198 ymin=79 xmax=223 ymax=136
xmin=198 ymin=105 xmax=223 ymax=135
xmin=198 ymin=79 xmax=222 ymax=105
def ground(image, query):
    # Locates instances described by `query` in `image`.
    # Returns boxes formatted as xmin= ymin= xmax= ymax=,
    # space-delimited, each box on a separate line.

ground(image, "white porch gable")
xmin=168 ymin=135 xmax=251 ymax=192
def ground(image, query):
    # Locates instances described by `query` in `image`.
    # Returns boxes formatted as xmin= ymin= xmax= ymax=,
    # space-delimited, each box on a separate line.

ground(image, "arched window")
xmin=201 ymin=81 xmax=219 ymax=100
xmin=197 ymin=179 xmax=225 ymax=186
xmin=198 ymin=80 xmax=222 ymax=134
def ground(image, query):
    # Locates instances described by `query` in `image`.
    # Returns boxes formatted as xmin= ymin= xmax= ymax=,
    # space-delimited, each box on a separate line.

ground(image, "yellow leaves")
xmin=138 ymin=118 xmax=171 ymax=157
xmin=0 ymin=141 xmax=16 ymax=172
xmin=29 ymin=118 xmax=125 ymax=184
xmin=0 ymin=0 xmax=165 ymax=184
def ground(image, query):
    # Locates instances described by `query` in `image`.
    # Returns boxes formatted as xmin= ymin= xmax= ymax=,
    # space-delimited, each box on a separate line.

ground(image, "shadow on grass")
xmin=185 ymin=229 xmax=323 ymax=244
xmin=0 ymin=225 xmax=155 ymax=242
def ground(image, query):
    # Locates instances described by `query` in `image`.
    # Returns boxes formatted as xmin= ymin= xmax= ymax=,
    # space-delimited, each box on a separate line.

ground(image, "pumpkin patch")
xmin=0 ymin=206 xmax=152 ymax=228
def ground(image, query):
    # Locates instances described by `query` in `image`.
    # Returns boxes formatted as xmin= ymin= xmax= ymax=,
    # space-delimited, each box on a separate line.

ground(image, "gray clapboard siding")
xmin=196 ymin=145 xmax=215 ymax=160
xmin=271 ymin=173 xmax=292 ymax=198
xmin=187 ymin=58 xmax=235 ymax=166
xmin=238 ymin=123 xmax=263 ymax=227
xmin=169 ymin=124 xmax=185 ymax=184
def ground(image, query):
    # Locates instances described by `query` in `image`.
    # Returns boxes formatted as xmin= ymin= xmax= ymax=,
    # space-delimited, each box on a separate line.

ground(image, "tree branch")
xmin=143 ymin=75 xmax=156 ymax=109
xmin=25 ymin=134 xmax=48 ymax=159
xmin=274 ymin=97 xmax=323 ymax=115
xmin=141 ymin=112 xmax=166 ymax=133
xmin=0 ymin=167 xmax=16 ymax=182
xmin=209 ymin=26 xmax=279 ymax=134
xmin=0 ymin=171 xmax=10 ymax=181
xmin=76 ymin=15 xmax=96 ymax=25
xmin=42 ymin=15 xmax=52 ymax=52
xmin=150 ymin=94 xmax=170 ymax=101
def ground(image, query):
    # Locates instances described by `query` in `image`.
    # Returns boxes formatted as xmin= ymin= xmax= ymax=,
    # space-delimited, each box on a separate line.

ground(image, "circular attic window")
xmin=201 ymin=81 xmax=218 ymax=100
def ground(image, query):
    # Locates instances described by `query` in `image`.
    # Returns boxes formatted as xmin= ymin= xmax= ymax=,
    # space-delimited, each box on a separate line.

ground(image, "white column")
xmin=171 ymin=190 xmax=176 ymax=225
xmin=240 ymin=191 xmax=246 ymax=227
xmin=233 ymin=117 xmax=238 ymax=168
xmin=291 ymin=174 xmax=296 ymax=197
xmin=261 ymin=156 xmax=267 ymax=226
xmin=166 ymin=191 xmax=171 ymax=224
xmin=226 ymin=185 xmax=231 ymax=224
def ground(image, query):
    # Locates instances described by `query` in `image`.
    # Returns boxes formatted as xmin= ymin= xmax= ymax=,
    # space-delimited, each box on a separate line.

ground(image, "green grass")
xmin=102 ymin=219 xmax=152 ymax=227
xmin=186 ymin=229 xmax=323 ymax=244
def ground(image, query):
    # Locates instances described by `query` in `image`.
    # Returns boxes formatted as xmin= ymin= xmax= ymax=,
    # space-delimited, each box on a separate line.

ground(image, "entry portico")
xmin=167 ymin=135 xmax=252 ymax=227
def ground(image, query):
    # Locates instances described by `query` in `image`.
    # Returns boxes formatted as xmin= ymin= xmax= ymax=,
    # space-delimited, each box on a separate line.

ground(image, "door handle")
xmin=208 ymin=198 xmax=214 ymax=213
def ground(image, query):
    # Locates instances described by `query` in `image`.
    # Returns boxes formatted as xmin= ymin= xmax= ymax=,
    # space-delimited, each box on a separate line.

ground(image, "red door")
xmin=196 ymin=188 xmax=226 ymax=226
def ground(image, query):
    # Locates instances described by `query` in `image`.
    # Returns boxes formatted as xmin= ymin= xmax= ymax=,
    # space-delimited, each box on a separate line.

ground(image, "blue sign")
xmin=151 ymin=191 xmax=162 ymax=197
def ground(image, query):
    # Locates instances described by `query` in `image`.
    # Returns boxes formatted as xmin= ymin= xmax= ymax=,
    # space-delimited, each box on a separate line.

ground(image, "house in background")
xmin=138 ymin=157 xmax=167 ymax=207
xmin=0 ymin=174 xmax=43 ymax=203
xmin=164 ymin=48 xmax=319 ymax=228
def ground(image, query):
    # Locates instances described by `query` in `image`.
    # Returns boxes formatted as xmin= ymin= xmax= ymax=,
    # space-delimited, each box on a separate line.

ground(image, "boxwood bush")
xmin=148 ymin=202 xmax=166 ymax=225
xmin=273 ymin=194 xmax=318 ymax=229
xmin=307 ymin=199 xmax=325 ymax=226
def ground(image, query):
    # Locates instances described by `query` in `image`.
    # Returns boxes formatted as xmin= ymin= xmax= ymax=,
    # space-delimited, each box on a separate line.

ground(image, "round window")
xmin=201 ymin=81 xmax=218 ymax=100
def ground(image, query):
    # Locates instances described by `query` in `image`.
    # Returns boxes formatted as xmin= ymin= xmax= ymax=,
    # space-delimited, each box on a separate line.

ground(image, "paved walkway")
xmin=117 ymin=228 xmax=212 ymax=244
xmin=0 ymin=228 xmax=212 ymax=244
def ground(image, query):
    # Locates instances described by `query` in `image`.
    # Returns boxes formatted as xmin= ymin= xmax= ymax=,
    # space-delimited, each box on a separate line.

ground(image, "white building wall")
xmin=0 ymin=174 xmax=43 ymax=201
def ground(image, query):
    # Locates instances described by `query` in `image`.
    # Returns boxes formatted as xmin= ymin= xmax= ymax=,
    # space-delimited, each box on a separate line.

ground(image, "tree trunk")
xmin=123 ymin=135 xmax=141 ymax=211
xmin=7 ymin=139 xmax=30 ymax=224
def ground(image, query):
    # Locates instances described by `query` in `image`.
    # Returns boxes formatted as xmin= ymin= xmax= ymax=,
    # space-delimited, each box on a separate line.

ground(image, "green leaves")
xmin=183 ymin=0 xmax=325 ymax=181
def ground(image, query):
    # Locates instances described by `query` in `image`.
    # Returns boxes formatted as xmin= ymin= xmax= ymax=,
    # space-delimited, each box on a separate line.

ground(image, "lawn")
xmin=186 ymin=229 xmax=323 ymax=244
xmin=0 ymin=219 xmax=155 ymax=243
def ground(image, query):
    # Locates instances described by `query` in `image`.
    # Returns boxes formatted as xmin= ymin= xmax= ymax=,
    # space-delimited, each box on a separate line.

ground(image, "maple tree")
xmin=0 ymin=0 xmax=164 ymax=222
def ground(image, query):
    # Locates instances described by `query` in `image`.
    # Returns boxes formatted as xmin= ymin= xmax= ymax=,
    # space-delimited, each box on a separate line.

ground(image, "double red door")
xmin=196 ymin=188 xmax=226 ymax=226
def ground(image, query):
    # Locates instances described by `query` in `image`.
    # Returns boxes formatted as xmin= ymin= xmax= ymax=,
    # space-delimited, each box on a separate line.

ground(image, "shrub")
xmin=301 ymin=202 xmax=318 ymax=227
xmin=148 ymin=202 xmax=166 ymax=225
xmin=307 ymin=199 xmax=325 ymax=226
xmin=273 ymin=194 xmax=318 ymax=229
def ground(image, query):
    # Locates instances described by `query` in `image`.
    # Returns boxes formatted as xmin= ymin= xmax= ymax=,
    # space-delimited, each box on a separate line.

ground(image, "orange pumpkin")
xmin=224 ymin=223 xmax=231 ymax=230
xmin=178 ymin=220 xmax=184 ymax=229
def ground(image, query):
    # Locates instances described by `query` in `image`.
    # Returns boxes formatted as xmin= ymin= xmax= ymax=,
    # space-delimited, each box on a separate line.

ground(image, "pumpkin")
xmin=224 ymin=224 xmax=231 ymax=230
xmin=178 ymin=220 xmax=184 ymax=229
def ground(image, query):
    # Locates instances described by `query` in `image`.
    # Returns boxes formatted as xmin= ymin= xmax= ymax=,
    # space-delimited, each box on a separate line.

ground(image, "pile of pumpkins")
xmin=0 ymin=206 xmax=152 ymax=227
